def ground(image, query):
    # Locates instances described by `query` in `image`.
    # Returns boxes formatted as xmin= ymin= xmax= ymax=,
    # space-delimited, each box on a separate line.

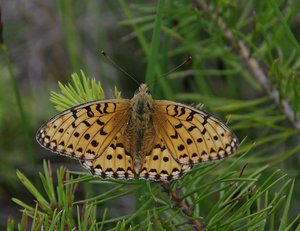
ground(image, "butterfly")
xmin=36 ymin=83 xmax=238 ymax=182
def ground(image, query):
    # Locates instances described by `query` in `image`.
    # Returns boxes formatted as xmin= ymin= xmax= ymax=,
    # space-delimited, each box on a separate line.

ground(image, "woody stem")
xmin=161 ymin=182 xmax=205 ymax=231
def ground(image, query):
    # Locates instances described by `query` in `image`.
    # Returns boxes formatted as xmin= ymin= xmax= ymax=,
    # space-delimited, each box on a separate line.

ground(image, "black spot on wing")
xmin=116 ymin=143 xmax=124 ymax=148
xmin=83 ymin=120 xmax=91 ymax=127
xmin=84 ymin=133 xmax=90 ymax=140
xmin=106 ymin=154 xmax=112 ymax=160
xmin=186 ymin=111 xmax=196 ymax=121
xmin=170 ymin=130 xmax=179 ymax=139
xmin=91 ymin=140 xmax=99 ymax=147
xmin=154 ymin=144 xmax=161 ymax=149
xmin=117 ymin=154 xmax=123 ymax=159
xmin=202 ymin=114 xmax=210 ymax=125
xmin=177 ymin=144 xmax=185 ymax=151
xmin=110 ymin=143 xmax=116 ymax=149
xmin=71 ymin=109 xmax=78 ymax=119
xmin=178 ymin=107 xmax=186 ymax=117
xmin=97 ymin=119 xmax=104 ymax=126
xmin=67 ymin=144 xmax=73 ymax=149
xmin=85 ymin=106 xmax=94 ymax=117
xmin=192 ymin=153 xmax=197 ymax=158
xmin=95 ymin=164 xmax=102 ymax=170
xmin=175 ymin=123 xmax=183 ymax=129
xmin=103 ymin=103 xmax=109 ymax=113
xmin=113 ymin=172 xmax=118 ymax=178
xmin=188 ymin=126 xmax=197 ymax=132
xmin=173 ymin=106 xmax=179 ymax=116
xmin=167 ymin=105 xmax=179 ymax=117
xmin=186 ymin=138 xmax=193 ymax=145
xmin=112 ymin=103 xmax=117 ymax=112
xmin=96 ymin=104 xmax=102 ymax=114
xmin=99 ymin=127 xmax=108 ymax=136
xmin=87 ymin=149 xmax=95 ymax=156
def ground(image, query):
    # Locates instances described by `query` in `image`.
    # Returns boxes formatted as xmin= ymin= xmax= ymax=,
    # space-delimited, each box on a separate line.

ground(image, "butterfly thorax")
xmin=127 ymin=84 xmax=156 ymax=174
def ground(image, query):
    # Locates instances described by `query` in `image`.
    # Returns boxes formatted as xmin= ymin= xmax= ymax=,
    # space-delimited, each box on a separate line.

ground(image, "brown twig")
xmin=161 ymin=182 xmax=205 ymax=231
xmin=194 ymin=0 xmax=300 ymax=133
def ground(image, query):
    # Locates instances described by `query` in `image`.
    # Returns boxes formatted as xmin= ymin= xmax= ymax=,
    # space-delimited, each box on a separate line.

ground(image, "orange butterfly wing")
xmin=36 ymin=99 xmax=131 ymax=161
xmin=81 ymin=130 xmax=135 ymax=180
xmin=139 ymin=134 xmax=191 ymax=181
xmin=152 ymin=101 xmax=238 ymax=165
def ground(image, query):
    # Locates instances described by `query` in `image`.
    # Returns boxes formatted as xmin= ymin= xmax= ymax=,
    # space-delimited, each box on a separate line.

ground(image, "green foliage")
xmin=8 ymin=158 xmax=299 ymax=230
xmin=269 ymin=60 xmax=300 ymax=120
xmin=50 ymin=71 xmax=105 ymax=112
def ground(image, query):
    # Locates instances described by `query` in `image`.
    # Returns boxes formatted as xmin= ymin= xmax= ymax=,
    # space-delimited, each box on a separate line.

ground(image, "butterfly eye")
xmin=146 ymin=89 xmax=151 ymax=95
xmin=147 ymin=102 xmax=151 ymax=109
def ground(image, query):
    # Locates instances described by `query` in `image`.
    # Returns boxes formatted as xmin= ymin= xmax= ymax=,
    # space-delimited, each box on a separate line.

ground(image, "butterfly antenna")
xmin=162 ymin=56 xmax=192 ymax=77
xmin=148 ymin=56 xmax=192 ymax=87
xmin=101 ymin=51 xmax=140 ymax=86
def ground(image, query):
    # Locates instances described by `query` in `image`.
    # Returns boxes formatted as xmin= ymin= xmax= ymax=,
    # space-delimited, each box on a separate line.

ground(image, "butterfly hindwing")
xmin=81 ymin=132 xmax=135 ymax=180
xmin=36 ymin=99 xmax=131 ymax=160
xmin=139 ymin=135 xmax=191 ymax=181
xmin=153 ymin=101 xmax=238 ymax=165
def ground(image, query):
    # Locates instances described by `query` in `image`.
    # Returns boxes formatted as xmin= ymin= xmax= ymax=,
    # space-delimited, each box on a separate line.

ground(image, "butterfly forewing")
xmin=153 ymin=101 xmax=238 ymax=165
xmin=37 ymin=99 xmax=131 ymax=160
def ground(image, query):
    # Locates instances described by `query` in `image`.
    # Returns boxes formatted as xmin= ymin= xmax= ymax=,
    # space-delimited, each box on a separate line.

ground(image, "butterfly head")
xmin=131 ymin=84 xmax=154 ymax=116
xmin=136 ymin=83 xmax=151 ymax=95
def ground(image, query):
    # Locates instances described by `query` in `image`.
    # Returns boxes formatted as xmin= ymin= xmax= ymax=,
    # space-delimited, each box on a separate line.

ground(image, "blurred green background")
xmin=1 ymin=0 xmax=300 ymax=230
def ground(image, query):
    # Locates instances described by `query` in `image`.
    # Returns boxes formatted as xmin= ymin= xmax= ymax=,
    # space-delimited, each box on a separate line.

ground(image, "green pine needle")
xmin=50 ymin=71 xmax=106 ymax=112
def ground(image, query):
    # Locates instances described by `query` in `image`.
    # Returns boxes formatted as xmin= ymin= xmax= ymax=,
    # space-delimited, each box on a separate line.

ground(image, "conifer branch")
xmin=194 ymin=0 xmax=300 ymax=133
xmin=162 ymin=182 xmax=205 ymax=231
